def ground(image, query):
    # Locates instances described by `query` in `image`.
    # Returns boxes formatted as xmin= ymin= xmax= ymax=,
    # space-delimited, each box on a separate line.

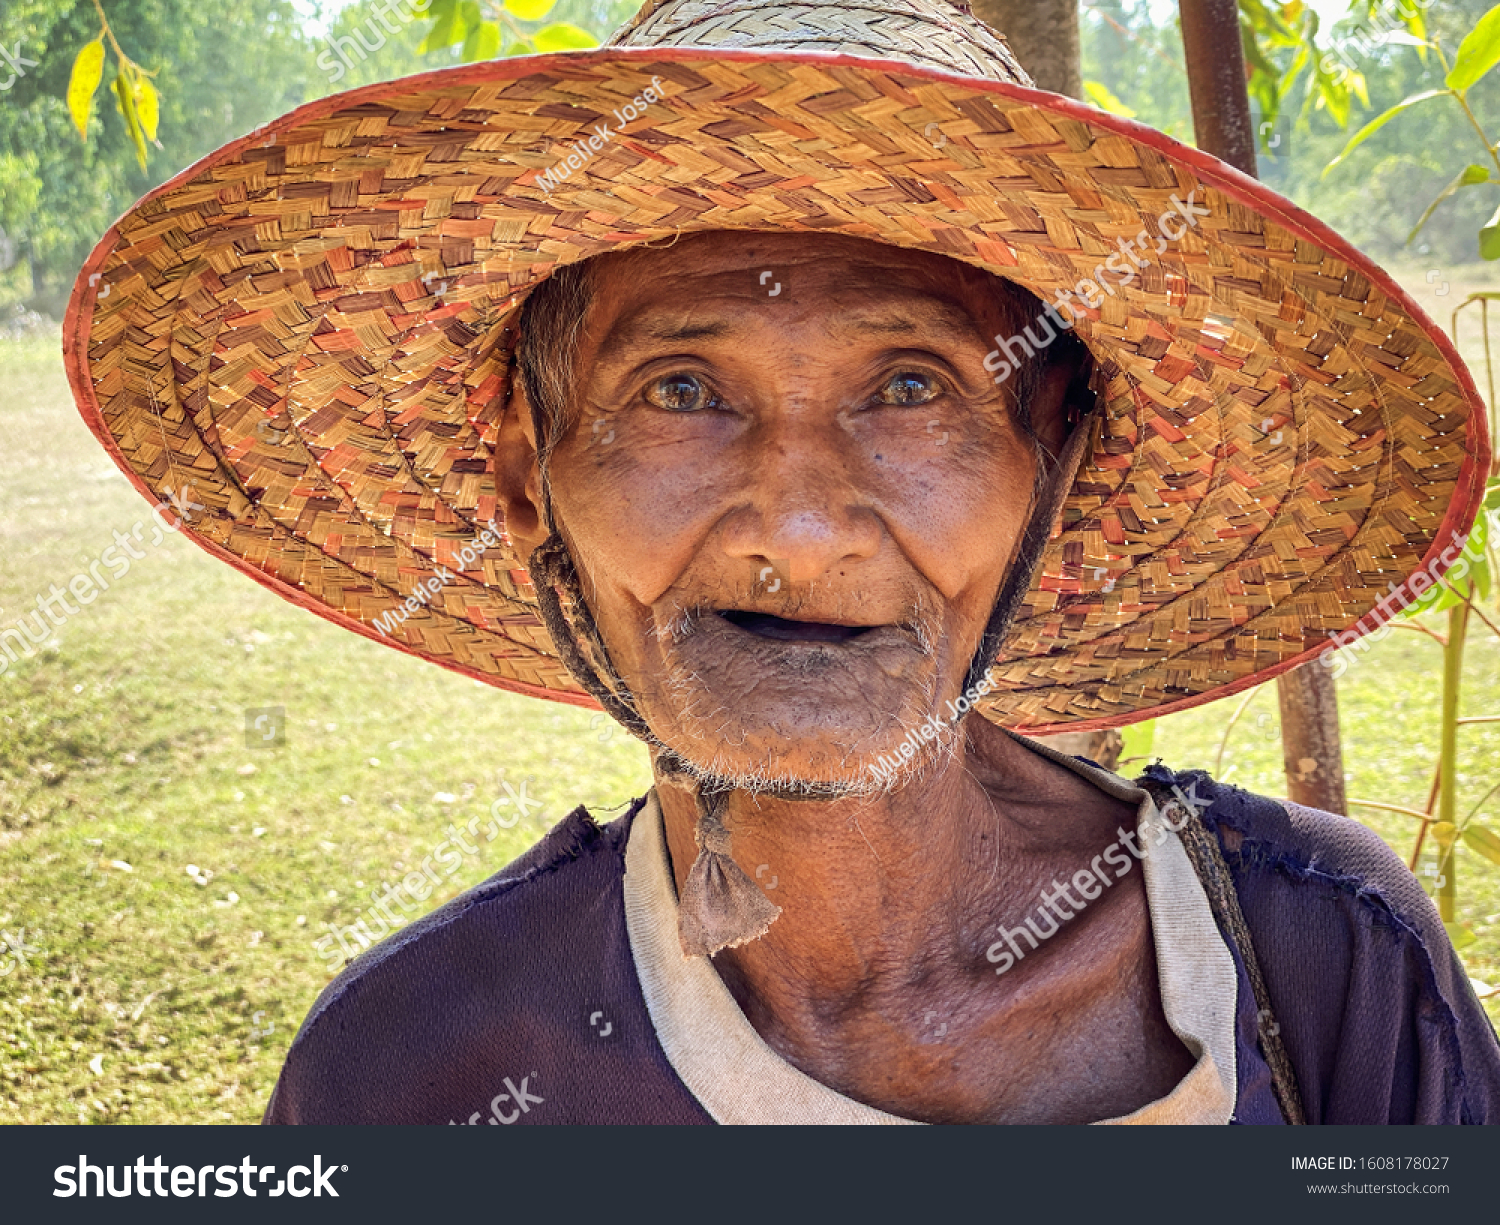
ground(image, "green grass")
xmin=2 ymin=261 xmax=1499 ymax=1122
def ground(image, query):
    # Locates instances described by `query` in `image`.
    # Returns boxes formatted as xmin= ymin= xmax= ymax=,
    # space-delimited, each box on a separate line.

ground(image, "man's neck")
xmin=652 ymin=718 xmax=1194 ymax=1122
xmin=655 ymin=720 xmax=1131 ymax=1001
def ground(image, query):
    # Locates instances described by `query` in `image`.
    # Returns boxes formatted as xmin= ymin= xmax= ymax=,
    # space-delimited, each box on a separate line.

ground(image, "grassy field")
xmin=2 ymin=263 xmax=1499 ymax=1123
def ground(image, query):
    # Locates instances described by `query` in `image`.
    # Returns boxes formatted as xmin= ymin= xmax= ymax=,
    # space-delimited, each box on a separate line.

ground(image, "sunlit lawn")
xmin=1 ymin=262 xmax=1498 ymax=1123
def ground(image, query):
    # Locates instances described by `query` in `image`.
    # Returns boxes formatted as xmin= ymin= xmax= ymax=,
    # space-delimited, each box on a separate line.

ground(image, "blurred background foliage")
xmin=2 ymin=0 xmax=1499 ymax=316
xmin=0 ymin=0 xmax=637 ymax=315
xmin=1082 ymin=0 xmax=1500 ymax=264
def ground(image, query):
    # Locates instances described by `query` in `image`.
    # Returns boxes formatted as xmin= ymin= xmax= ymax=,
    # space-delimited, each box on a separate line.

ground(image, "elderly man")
xmin=67 ymin=0 xmax=1500 ymax=1124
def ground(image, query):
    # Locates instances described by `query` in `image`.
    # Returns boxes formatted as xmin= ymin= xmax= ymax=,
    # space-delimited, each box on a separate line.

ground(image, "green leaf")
xmin=418 ymin=0 xmax=467 ymax=53
xmin=1400 ymin=1 xmax=1426 ymax=46
xmin=1470 ymin=549 xmax=1493 ymax=601
xmin=1462 ymin=823 xmax=1500 ymax=866
xmin=504 ymin=0 xmax=558 ymax=19
xmin=532 ymin=22 xmax=598 ymax=52
xmin=67 ymin=37 xmax=106 ymax=141
xmin=1082 ymin=80 xmax=1136 ymax=118
xmin=462 ymin=20 xmax=502 ymax=62
xmin=452 ymin=1 xmax=481 ymax=58
xmin=1404 ymin=499 xmax=1490 ymax=615
xmin=1444 ymin=920 xmax=1478 ymax=950
xmin=133 ymin=76 xmax=160 ymax=143
xmin=1119 ymin=718 xmax=1156 ymax=762
xmin=1483 ymin=203 xmax=1500 ymax=260
xmin=1315 ymin=67 xmax=1351 ymax=128
xmin=1405 ymin=166 xmax=1492 ymax=245
xmin=1448 ymin=4 xmax=1500 ymax=93
xmin=111 ymin=69 xmax=148 ymax=171
xmin=1323 ymin=89 xmax=1447 ymax=177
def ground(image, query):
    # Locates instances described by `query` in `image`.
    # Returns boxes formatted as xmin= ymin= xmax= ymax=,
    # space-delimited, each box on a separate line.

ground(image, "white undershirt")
xmin=620 ymin=734 xmax=1240 ymax=1124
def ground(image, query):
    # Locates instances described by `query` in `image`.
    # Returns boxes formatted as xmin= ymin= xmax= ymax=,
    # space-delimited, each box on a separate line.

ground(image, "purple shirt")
xmin=265 ymin=766 xmax=1500 ymax=1124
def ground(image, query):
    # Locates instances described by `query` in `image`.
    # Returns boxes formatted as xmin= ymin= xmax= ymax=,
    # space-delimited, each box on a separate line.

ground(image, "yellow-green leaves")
xmin=1448 ymin=3 xmax=1500 ymax=93
xmin=134 ymin=76 xmax=159 ymax=142
xmin=1082 ymin=81 xmax=1136 ymax=118
xmin=65 ymin=11 xmax=161 ymax=170
xmin=1463 ymin=823 xmax=1500 ymax=868
xmin=418 ymin=0 xmax=598 ymax=61
xmin=504 ymin=0 xmax=557 ymax=20
xmin=418 ymin=0 xmax=469 ymax=54
xmin=532 ymin=23 xmax=597 ymax=53
xmin=67 ymin=38 xmax=106 ymax=140
xmin=112 ymin=70 xmax=147 ymax=170
xmin=1482 ymin=204 xmax=1500 ymax=261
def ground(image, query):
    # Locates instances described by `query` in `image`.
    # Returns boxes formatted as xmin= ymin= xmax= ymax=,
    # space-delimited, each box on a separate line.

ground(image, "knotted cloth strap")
xmin=1140 ymin=779 xmax=1307 ymax=1126
xmin=676 ymin=783 xmax=784 ymax=957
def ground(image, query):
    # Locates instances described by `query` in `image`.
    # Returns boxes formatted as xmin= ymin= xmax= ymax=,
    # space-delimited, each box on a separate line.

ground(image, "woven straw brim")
xmin=64 ymin=48 xmax=1490 ymax=734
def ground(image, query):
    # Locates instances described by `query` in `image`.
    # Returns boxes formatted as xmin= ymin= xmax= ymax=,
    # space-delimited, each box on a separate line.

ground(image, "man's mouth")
xmin=717 ymin=610 xmax=880 ymax=644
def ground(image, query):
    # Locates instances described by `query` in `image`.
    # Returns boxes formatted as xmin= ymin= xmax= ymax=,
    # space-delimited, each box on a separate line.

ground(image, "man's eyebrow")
xmin=841 ymin=299 xmax=993 ymax=344
xmin=646 ymin=320 xmax=731 ymax=342
xmin=603 ymin=316 xmax=734 ymax=349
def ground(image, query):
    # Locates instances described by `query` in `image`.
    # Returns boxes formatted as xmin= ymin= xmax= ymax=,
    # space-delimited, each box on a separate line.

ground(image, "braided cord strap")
xmin=1141 ymin=779 xmax=1307 ymax=1126
xmin=527 ymin=531 xmax=652 ymax=740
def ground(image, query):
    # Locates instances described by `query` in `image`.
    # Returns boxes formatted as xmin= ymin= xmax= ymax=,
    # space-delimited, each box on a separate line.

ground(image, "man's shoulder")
xmin=264 ymin=797 xmax=665 ymax=1123
xmin=310 ymin=798 xmax=636 ymax=1006
xmin=1153 ymin=766 xmax=1436 ymax=930
xmin=1144 ymin=764 xmax=1500 ymax=1122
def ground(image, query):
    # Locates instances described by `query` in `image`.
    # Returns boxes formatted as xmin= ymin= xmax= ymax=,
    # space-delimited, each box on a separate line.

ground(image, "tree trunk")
xmin=969 ymin=0 xmax=1082 ymax=97
xmin=1178 ymin=0 xmax=1348 ymax=814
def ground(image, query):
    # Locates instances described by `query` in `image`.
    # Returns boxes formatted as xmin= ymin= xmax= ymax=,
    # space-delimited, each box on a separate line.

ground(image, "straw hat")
xmin=64 ymin=0 xmax=1490 ymax=735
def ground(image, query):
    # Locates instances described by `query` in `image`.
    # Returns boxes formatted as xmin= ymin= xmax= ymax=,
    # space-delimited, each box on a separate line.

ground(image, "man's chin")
xmin=646 ymin=713 xmax=954 ymax=800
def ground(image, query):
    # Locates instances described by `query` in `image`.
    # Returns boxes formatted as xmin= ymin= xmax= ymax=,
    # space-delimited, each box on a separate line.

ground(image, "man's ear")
xmin=1028 ymin=346 xmax=1096 ymax=467
xmin=493 ymin=374 xmax=548 ymax=557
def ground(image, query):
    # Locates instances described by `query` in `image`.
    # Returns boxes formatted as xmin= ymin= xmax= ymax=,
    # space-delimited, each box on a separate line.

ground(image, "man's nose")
xmin=718 ymin=423 xmax=882 ymax=585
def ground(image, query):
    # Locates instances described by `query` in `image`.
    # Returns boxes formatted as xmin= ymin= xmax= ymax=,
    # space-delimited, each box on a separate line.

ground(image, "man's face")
xmin=510 ymin=232 xmax=1053 ymax=792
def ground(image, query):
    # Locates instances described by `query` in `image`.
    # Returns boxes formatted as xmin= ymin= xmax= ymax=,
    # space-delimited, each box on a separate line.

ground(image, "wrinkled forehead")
xmin=579 ymin=230 xmax=1034 ymax=344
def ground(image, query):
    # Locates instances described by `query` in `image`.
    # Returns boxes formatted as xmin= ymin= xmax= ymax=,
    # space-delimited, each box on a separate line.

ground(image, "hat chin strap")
xmin=527 ymin=524 xmax=784 ymax=956
xmin=525 ymin=406 xmax=1095 ymax=957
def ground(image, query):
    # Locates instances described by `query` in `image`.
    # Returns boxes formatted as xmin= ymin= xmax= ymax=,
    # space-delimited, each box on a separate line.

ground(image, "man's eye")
xmin=877 ymin=371 xmax=941 ymax=407
xmin=645 ymin=374 xmax=717 ymax=413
